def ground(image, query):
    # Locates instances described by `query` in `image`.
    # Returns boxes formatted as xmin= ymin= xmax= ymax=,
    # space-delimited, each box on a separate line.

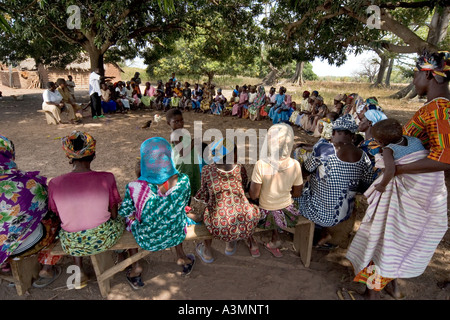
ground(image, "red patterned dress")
xmin=194 ymin=164 xmax=260 ymax=242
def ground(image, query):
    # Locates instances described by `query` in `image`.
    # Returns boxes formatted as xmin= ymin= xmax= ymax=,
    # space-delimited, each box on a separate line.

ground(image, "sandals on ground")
xmin=196 ymin=243 xmax=214 ymax=263
xmin=264 ymin=242 xmax=283 ymax=258
xmin=126 ymin=269 xmax=144 ymax=290
xmin=314 ymin=243 xmax=339 ymax=251
xmin=181 ymin=254 xmax=196 ymax=277
xmin=224 ymin=241 xmax=237 ymax=256
xmin=32 ymin=266 xmax=62 ymax=288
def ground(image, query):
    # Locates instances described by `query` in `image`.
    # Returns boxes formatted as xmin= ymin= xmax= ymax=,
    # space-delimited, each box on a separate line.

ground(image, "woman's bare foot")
xmin=363 ymin=288 xmax=381 ymax=300
xmin=385 ymin=280 xmax=406 ymax=300
xmin=317 ymin=233 xmax=332 ymax=246
xmin=129 ymin=264 xmax=143 ymax=278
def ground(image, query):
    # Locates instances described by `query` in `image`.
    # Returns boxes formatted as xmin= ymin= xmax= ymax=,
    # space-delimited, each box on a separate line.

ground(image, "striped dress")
xmin=346 ymin=149 xmax=448 ymax=279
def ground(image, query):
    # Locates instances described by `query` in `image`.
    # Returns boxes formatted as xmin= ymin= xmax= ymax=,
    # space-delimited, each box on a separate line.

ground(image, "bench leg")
xmin=293 ymin=222 xmax=315 ymax=268
xmin=10 ymin=255 xmax=40 ymax=295
xmin=90 ymin=251 xmax=115 ymax=298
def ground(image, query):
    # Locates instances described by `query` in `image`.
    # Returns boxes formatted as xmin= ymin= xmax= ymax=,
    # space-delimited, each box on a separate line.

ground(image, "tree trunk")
xmin=86 ymin=47 xmax=105 ymax=77
xmin=384 ymin=58 xmax=394 ymax=87
xmin=427 ymin=6 xmax=450 ymax=46
xmin=372 ymin=55 xmax=388 ymax=87
xmin=206 ymin=71 xmax=214 ymax=86
xmin=290 ymin=61 xmax=304 ymax=86
xmin=389 ymin=82 xmax=415 ymax=99
xmin=262 ymin=69 xmax=279 ymax=86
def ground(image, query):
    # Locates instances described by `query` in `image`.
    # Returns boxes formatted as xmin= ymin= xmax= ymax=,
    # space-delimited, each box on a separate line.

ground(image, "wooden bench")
xmin=1 ymin=218 xmax=314 ymax=298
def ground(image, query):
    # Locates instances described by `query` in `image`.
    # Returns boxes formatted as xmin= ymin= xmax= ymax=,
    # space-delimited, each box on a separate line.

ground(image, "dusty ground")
xmin=0 ymin=83 xmax=449 ymax=302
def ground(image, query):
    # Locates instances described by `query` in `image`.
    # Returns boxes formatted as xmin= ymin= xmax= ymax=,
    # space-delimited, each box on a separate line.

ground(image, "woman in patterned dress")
xmin=0 ymin=135 xmax=62 ymax=288
xmin=119 ymin=137 xmax=195 ymax=289
xmin=294 ymin=114 xmax=374 ymax=248
xmin=194 ymin=139 xmax=260 ymax=262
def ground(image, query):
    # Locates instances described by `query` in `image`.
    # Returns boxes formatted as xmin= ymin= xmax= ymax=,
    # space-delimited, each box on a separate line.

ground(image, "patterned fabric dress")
xmin=0 ymin=168 xmax=48 ymax=264
xmin=346 ymin=148 xmax=447 ymax=287
xmin=0 ymin=137 xmax=47 ymax=264
xmin=119 ymin=174 xmax=191 ymax=251
xmin=403 ymin=97 xmax=450 ymax=164
xmin=194 ymin=164 xmax=260 ymax=242
xmin=0 ymin=135 xmax=61 ymax=265
xmin=294 ymin=138 xmax=374 ymax=227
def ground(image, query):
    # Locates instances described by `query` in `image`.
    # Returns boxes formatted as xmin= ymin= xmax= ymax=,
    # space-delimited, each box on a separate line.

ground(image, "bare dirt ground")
xmin=0 ymin=83 xmax=449 ymax=302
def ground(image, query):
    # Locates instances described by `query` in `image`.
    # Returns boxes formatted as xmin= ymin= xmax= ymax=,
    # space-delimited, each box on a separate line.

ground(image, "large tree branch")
xmin=379 ymin=1 xmax=439 ymax=9
xmin=378 ymin=9 xmax=439 ymax=53
xmin=127 ymin=22 xmax=184 ymax=39
xmin=44 ymin=16 xmax=85 ymax=46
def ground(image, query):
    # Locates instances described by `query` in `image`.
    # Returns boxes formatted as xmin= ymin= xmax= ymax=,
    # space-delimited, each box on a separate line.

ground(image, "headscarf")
xmin=364 ymin=109 xmax=387 ymax=125
xmin=211 ymin=138 xmax=234 ymax=163
xmin=139 ymin=137 xmax=179 ymax=185
xmin=357 ymin=97 xmax=383 ymax=114
xmin=0 ymin=135 xmax=16 ymax=170
xmin=416 ymin=50 xmax=450 ymax=83
xmin=61 ymin=131 xmax=96 ymax=160
xmin=260 ymin=123 xmax=295 ymax=172
xmin=332 ymin=114 xmax=359 ymax=133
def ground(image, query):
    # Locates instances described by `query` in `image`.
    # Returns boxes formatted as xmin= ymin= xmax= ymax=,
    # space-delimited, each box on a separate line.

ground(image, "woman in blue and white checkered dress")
xmin=294 ymin=114 xmax=374 ymax=247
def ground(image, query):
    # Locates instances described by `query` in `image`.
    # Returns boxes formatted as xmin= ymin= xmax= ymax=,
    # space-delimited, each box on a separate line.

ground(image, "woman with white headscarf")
xmin=249 ymin=123 xmax=304 ymax=258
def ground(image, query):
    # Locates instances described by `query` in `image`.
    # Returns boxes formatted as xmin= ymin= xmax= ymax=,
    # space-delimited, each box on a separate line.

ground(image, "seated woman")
xmin=171 ymin=82 xmax=183 ymax=109
xmin=248 ymin=86 xmax=267 ymax=121
xmin=268 ymin=87 xmax=288 ymax=124
xmin=293 ymin=91 xmax=312 ymax=127
xmin=0 ymin=135 xmax=62 ymax=288
xmin=200 ymin=83 xmax=214 ymax=113
xmin=48 ymin=131 xmax=125 ymax=289
xmin=303 ymin=96 xmax=328 ymax=134
xmin=210 ymin=88 xmax=227 ymax=115
xmin=249 ymin=124 xmax=304 ymax=258
xmin=100 ymin=83 xmax=117 ymax=114
xmin=191 ymin=83 xmax=203 ymax=112
xmin=115 ymin=82 xmax=131 ymax=112
xmin=194 ymin=139 xmax=260 ymax=261
xmin=56 ymin=78 xmax=82 ymax=122
xmin=42 ymin=81 xmax=70 ymax=124
xmin=264 ymin=87 xmax=277 ymax=115
xmin=119 ymin=137 xmax=195 ymax=289
xmin=141 ymin=82 xmax=156 ymax=109
xmin=294 ymin=115 xmax=374 ymax=248
xmin=180 ymin=82 xmax=192 ymax=112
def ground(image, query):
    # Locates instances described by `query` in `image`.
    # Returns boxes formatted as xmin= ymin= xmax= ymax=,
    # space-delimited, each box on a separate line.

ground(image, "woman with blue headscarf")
xmin=119 ymin=137 xmax=195 ymax=289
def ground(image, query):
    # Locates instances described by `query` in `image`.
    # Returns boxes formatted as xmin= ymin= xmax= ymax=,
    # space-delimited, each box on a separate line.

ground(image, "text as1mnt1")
xmin=178 ymin=304 xmax=270 ymax=317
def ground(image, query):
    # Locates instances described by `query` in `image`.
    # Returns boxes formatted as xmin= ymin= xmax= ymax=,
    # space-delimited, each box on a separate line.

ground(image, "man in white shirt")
xmin=42 ymin=82 xmax=66 ymax=124
xmin=89 ymin=68 xmax=104 ymax=119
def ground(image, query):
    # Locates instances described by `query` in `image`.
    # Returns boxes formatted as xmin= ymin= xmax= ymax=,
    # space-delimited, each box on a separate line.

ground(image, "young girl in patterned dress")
xmin=194 ymin=139 xmax=260 ymax=262
xmin=119 ymin=137 xmax=196 ymax=289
